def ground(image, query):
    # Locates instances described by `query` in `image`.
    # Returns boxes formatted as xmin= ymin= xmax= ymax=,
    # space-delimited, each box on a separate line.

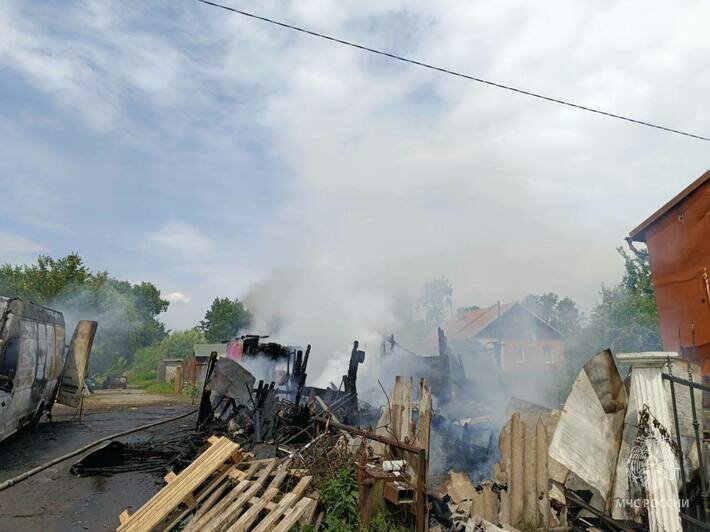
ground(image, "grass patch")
xmin=130 ymin=374 xmax=176 ymax=395
xmin=142 ymin=381 xmax=175 ymax=394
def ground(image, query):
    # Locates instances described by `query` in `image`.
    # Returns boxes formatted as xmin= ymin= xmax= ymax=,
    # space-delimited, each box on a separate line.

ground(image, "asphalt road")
xmin=0 ymin=390 xmax=196 ymax=532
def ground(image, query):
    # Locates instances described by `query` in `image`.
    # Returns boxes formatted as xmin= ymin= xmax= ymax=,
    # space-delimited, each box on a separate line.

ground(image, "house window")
xmin=515 ymin=346 xmax=525 ymax=364
xmin=543 ymin=346 xmax=554 ymax=364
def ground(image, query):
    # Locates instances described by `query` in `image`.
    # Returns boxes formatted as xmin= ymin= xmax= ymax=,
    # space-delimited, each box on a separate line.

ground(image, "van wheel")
xmin=28 ymin=402 xmax=45 ymax=432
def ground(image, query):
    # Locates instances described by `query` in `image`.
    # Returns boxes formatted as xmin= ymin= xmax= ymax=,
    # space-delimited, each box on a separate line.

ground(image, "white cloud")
xmin=164 ymin=291 xmax=191 ymax=304
xmin=144 ymin=222 xmax=215 ymax=256
xmin=0 ymin=231 xmax=47 ymax=263
xmin=1 ymin=0 xmax=709 ymax=364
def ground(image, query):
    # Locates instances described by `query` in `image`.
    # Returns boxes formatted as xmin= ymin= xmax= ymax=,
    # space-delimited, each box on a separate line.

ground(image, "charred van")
xmin=0 ymin=297 xmax=96 ymax=442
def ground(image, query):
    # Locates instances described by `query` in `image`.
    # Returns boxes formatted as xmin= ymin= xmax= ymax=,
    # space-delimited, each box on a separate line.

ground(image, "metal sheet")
xmin=57 ymin=320 xmax=97 ymax=408
xmin=548 ymin=350 xmax=627 ymax=505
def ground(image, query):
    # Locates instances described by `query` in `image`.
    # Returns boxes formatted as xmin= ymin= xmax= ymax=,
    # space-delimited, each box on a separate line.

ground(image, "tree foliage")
xmin=199 ymin=297 xmax=252 ymax=342
xmin=522 ymin=293 xmax=580 ymax=336
xmin=545 ymin=245 xmax=661 ymax=380
xmin=585 ymin=246 xmax=661 ymax=353
xmin=132 ymin=328 xmax=206 ymax=375
xmin=418 ymin=277 xmax=453 ymax=326
xmin=0 ymin=253 xmax=169 ymax=372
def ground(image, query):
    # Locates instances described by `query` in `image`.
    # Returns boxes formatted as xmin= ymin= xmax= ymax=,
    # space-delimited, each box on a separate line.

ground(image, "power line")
xmin=197 ymin=0 xmax=710 ymax=143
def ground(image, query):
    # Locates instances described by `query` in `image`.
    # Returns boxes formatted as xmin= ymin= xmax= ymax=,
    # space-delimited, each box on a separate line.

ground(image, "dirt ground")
xmin=0 ymin=389 xmax=196 ymax=532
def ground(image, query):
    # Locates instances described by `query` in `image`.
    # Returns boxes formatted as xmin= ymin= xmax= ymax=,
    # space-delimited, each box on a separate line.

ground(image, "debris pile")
xmin=429 ymin=349 xmax=706 ymax=531
xmin=116 ymin=372 xmax=433 ymax=531
xmin=98 ymin=335 xmax=706 ymax=531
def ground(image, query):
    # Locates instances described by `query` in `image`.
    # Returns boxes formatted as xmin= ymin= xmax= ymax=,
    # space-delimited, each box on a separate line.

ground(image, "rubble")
xmin=88 ymin=334 xmax=705 ymax=531
xmin=426 ymin=348 xmax=702 ymax=532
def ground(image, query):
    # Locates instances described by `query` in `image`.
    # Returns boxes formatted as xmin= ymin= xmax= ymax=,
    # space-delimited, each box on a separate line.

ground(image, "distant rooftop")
xmin=440 ymin=301 xmax=563 ymax=340
xmin=193 ymin=343 xmax=229 ymax=358
xmin=441 ymin=302 xmax=516 ymax=340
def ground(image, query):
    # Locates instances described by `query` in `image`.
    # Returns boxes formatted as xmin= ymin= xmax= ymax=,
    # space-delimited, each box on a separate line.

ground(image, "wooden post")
xmin=535 ymin=418 xmax=549 ymax=528
xmin=510 ymin=412 xmax=524 ymax=525
xmin=174 ymin=366 xmax=183 ymax=394
xmin=416 ymin=447 xmax=427 ymax=532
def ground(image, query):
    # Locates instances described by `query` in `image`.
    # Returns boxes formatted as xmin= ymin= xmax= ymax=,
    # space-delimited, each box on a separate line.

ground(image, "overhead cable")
xmin=197 ymin=0 xmax=709 ymax=142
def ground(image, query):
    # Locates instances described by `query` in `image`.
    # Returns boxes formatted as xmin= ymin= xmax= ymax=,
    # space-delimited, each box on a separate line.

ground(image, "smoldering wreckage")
xmin=2 ymin=306 xmax=708 ymax=532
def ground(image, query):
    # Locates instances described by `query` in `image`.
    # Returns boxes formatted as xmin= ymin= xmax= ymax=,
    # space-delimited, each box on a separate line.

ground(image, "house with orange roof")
xmin=439 ymin=301 xmax=566 ymax=375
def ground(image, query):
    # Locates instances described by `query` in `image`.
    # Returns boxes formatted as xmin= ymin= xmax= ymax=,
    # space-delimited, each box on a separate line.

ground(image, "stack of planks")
xmin=183 ymin=458 xmax=317 ymax=532
xmin=117 ymin=436 xmax=319 ymax=531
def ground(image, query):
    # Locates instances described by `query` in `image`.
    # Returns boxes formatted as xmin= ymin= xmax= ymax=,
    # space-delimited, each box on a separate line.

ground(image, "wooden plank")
xmin=251 ymin=493 xmax=297 ymax=532
xmin=119 ymin=510 xmax=130 ymax=525
xmin=401 ymin=377 xmax=413 ymax=442
xmin=118 ymin=437 xmax=241 ymax=532
xmin=227 ymin=487 xmax=279 ymax=532
xmin=192 ymin=481 xmax=230 ymax=522
xmin=248 ymin=496 xmax=277 ymax=512
xmin=290 ymin=476 xmax=313 ymax=498
xmin=272 ymin=497 xmax=313 ymax=532
xmin=164 ymin=471 xmax=177 ymax=484
xmin=228 ymin=461 xmax=262 ymax=482
xmin=184 ymin=480 xmax=252 ymax=532
xmin=266 ymin=469 xmax=289 ymax=491
xmin=162 ymin=463 xmax=240 ymax=532
xmin=390 ymin=376 xmax=404 ymax=442
xmin=139 ymin=443 xmax=241 ymax=530
xmin=416 ymin=379 xmax=432 ymax=454
xmin=200 ymin=460 xmax=278 ymax=532
xmin=251 ymin=476 xmax=312 ymax=532
xmin=299 ymin=496 xmax=319 ymax=525
xmin=208 ymin=435 xmax=221 ymax=445
xmin=184 ymin=493 xmax=197 ymax=509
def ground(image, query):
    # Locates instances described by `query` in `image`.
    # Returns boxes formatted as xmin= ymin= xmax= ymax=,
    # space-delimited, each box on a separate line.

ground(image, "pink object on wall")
xmin=226 ymin=340 xmax=243 ymax=361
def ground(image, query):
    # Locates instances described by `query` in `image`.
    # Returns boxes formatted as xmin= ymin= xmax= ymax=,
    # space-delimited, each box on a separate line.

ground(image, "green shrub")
xmin=131 ymin=329 xmax=206 ymax=374
xmin=320 ymin=467 xmax=359 ymax=531
xmin=367 ymin=509 xmax=408 ymax=532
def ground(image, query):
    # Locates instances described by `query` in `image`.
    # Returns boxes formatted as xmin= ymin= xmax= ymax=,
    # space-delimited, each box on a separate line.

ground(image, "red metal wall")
xmin=644 ymin=180 xmax=710 ymax=372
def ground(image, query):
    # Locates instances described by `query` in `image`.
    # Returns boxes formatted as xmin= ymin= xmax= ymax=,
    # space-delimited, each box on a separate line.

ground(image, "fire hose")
xmin=0 ymin=407 xmax=198 ymax=491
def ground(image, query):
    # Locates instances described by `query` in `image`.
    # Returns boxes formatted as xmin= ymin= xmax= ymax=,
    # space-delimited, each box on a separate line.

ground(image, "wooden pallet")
xmin=117 ymin=436 xmax=243 ymax=532
xmin=183 ymin=458 xmax=317 ymax=532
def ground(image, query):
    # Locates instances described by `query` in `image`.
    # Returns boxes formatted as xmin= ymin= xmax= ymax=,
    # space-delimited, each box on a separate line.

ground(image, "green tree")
xmin=522 ymin=293 xmax=580 ymax=335
xmin=0 ymin=253 xmax=91 ymax=304
xmin=133 ymin=329 xmax=206 ymax=375
xmin=199 ymin=297 xmax=252 ymax=342
xmin=565 ymin=244 xmax=661 ymax=372
xmin=0 ymin=253 xmax=169 ymax=372
xmin=418 ymin=277 xmax=453 ymax=326
xmin=522 ymin=245 xmax=661 ymax=407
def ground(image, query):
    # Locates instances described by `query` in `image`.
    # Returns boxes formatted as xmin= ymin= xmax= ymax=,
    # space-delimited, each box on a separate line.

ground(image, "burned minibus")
xmin=0 ymin=297 xmax=96 ymax=442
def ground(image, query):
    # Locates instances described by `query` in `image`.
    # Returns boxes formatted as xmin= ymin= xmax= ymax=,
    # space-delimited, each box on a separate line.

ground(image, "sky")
xmin=1 ymin=0 xmax=709 ymax=351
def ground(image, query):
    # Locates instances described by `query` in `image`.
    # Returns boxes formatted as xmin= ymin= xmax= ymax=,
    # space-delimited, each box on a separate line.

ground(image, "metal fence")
xmin=663 ymin=360 xmax=709 ymax=530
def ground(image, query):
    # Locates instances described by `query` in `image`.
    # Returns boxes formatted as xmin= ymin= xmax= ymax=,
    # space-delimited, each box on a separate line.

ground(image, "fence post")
xmin=174 ymin=365 xmax=183 ymax=395
xmin=617 ymin=352 xmax=682 ymax=532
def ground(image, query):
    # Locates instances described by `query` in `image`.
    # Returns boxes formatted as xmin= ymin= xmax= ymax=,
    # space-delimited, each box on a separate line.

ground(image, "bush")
xmin=320 ymin=467 xmax=359 ymax=531
xmin=131 ymin=329 xmax=206 ymax=374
